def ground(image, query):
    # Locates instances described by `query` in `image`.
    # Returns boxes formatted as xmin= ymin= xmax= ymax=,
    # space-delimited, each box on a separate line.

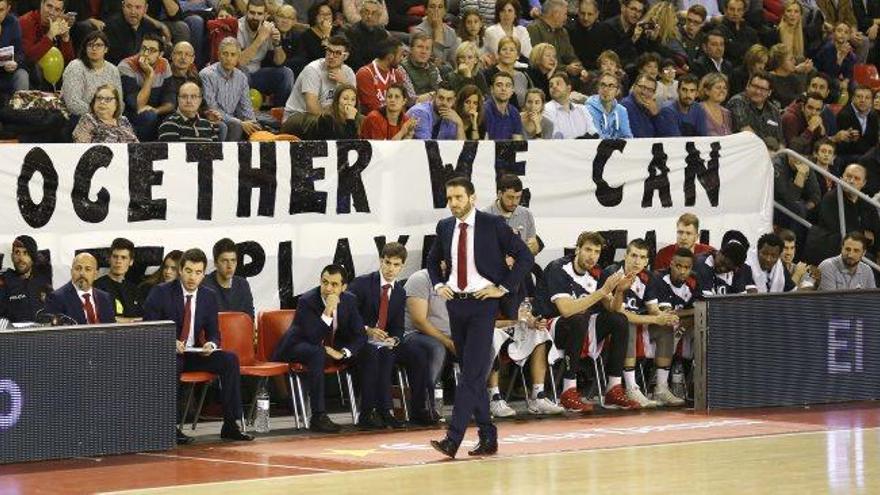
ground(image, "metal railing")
xmin=774 ymin=148 xmax=880 ymax=272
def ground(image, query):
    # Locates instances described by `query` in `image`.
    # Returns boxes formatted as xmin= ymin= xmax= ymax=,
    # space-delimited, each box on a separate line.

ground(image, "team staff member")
xmin=0 ymin=235 xmax=52 ymax=323
xmin=95 ymin=237 xmax=144 ymax=322
xmin=45 ymin=253 xmax=116 ymax=325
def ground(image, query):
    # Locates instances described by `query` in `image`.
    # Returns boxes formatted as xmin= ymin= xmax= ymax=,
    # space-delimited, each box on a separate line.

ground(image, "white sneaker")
xmin=625 ymin=387 xmax=659 ymax=408
xmin=653 ymin=386 xmax=686 ymax=406
xmin=490 ymin=398 xmax=517 ymax=417
xmin=528 ymin=397 xmax=565 ymax=415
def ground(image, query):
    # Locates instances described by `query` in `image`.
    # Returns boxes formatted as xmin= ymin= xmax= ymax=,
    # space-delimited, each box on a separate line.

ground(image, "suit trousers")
xmin=177 ymin=350 xmax=243 ymax=423
xmin=445 ymin=298 xmax=499 ymax=447
xmin=395 ymin=336 xmax=434 ymax=413
xmin=281 ymin=342 xmax=327 ymax=414
xmin=357 ymin=344 xmax=395 ymax=411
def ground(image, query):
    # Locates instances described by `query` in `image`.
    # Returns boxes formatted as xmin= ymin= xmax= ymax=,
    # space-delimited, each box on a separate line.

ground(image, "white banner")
xmin=0 ymin=132 xmax=772 ymax=309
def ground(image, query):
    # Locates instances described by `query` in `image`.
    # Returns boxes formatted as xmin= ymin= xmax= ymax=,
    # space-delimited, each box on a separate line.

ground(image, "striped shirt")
xmin=198 ymin=62 xmax=256 ymax=121
xmin=157 ymin=111 xmax=220 ymax=142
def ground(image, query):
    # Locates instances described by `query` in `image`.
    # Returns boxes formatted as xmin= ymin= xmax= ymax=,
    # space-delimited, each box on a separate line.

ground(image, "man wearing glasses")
xmin=158 ymin=81 xmax=220 ymax=142
xmin=621 ymin=73 xmax=660 ymax=138
xmin=283 ymin=35 xmax=355 ymax=121
xmin=118 ymin=32 xmax=176 ymax=141
xmin=585 ymin=71 xmax=633 ymax=139
xmin=727 ymin=71 xmax=784 ymax=150
xmin=679 ymin=4 xmax=707 ymax=63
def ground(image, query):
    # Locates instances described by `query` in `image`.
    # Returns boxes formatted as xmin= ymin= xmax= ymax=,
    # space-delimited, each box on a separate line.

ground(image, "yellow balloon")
xmin=38 ymin=47 xmax=64 ymax=86
xmin=249 ymin=89 xmax=263 ymax=110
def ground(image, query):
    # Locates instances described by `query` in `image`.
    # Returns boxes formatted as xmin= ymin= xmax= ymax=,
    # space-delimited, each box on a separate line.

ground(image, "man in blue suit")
xmin=273 ymin=264 xmax=367 ymax=433
xmin=428 ymin=176 xmax=534 ymax=458
xmin=143 ymin=248 xmax=253 ymax=444
xmin=44 ymin=253 xmax=116 ymax=325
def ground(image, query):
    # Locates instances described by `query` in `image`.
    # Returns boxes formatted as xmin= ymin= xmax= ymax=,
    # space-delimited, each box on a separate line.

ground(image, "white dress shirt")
xmin=450 ymin=207 xmax=493 ymax=292
xmin=75 ymin=287 xmax=96 ymax=322
xmin=181 ymin=284 xmax=198 ymax=348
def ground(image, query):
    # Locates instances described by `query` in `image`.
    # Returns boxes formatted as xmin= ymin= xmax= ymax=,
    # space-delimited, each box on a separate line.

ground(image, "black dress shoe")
xmin=357 ymin=409 xmax=385 ymax=430
xmin=176 ymin=428 xmax=194 ymax=445
xmin=310 ymin=412 xmax=342 ymax=433
xmin=430 ymin=438 xmax=457 ymax=459
xmin=467 ymin=439 xmax=498 ymax=456
xmin=220 ymin=422 xmax=254 ymax=441
xmin=410 ymin=410 xmax=440 ymax=426
xmin=380 ymin=410 xmax=406 ymax=429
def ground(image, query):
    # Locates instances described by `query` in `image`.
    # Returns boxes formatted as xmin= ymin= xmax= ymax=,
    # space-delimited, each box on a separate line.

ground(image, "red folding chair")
xmin=179 ymin=371 xmax=216 ymax=431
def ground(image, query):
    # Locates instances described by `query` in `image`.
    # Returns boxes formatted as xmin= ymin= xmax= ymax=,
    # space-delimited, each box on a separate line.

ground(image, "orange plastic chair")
xmin=257 ymin=309 xmax=359 ymax=428
xmin=219 ymin=312 xmax=292 ymax=429
xmin=179 ymin=371 xmax=217 ymax=431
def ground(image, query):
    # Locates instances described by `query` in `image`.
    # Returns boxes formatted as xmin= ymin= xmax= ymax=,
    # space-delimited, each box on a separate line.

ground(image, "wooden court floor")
xmin=2 ymin=402 xmax=878 ymax=494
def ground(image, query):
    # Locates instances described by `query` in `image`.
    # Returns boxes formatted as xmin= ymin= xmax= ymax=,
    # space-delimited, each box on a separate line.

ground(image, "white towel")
xmin=747 ymin=248 xmax=787 ymax=293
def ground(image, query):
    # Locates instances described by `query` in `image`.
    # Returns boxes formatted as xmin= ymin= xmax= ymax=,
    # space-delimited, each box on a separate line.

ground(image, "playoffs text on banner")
xmin=1 ymin=133 xmax=773 ymax=309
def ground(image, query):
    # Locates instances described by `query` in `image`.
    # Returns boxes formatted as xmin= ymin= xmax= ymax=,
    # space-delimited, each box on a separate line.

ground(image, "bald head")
xmin=71 ymin=253 xmax=98 ymax=291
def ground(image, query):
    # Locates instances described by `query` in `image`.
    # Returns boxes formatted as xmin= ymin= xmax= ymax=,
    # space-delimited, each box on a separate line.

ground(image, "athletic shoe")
xmin=560 ymin=387 xmax=593 ymax=412
xmin=653 ymin=386 xmax=686 ymax=406
xmin=528 ymin=397 xmax=565 ymax=415
xmin=489 ymin=398 xmax=517 ymax=417
xmin=602 ymin=384 xmax=641 ymax=410
xmin=625 ymin=387 xmax=659 ymax=408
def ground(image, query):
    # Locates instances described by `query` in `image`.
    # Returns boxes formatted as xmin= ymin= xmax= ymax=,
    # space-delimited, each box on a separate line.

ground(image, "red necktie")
xmin=457 ymin=222 xmax=468 ymax=290
xmin=180 ymin=295 xmax=193 ymax=343
xmin=82 ymin=293 xmax=97 ymax=324
xmin=377 ymin=284 xmax=390 ymax=329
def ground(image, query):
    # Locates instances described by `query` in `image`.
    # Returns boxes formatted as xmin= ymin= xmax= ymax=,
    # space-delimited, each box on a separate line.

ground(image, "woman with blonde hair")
xmin=481 ymin=35 xmax=531 ymax=107
xmin=526 ymin=43 xmax=557 ymax=101
xmin=446 ymin=41 xmax=490 ymax=94
xmin=777 ymin=0 xmax=805 ymax=60
xmin=643 ymin=1 xmax=686 ymax=61
xmin=767 ymin=43 xmax=808 ymax=108
xmin=730 ymin=43 xmax=768 ymax=96
xmin=697 ymin=72 xmax=733 ymax=136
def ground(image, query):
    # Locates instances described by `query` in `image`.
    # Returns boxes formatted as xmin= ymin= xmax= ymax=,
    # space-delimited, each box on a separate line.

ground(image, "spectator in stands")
xmin=483 ymin=0 xmax=531 ymax=62
xmin=386 ymin=0 xmax=422 ymax=33
xmin=608 ymin=239 xmax=683 ymax=408
xmin=680 ymin=3 xmax=707 ymax=63
xmin=284 ymin=82 xmax=363 ymax=138
xmin=804 ymin=73 xmax=843 ymax=137
xmin=814 ymin=138 xmax=838 ymax=197
xmin=693 ymin=231 xmax=757 ymax=295
xmin=237 ymin=0 xmax=293 ymax=106
xmin=445 ymin=41 xmax=488 ymax=95
xmin=348 ymin=243 xmax=412 ymax=430
xmin=621 ymin=73 xmax=660 ymax=138
xmin=818 ymin=231 xmax=876 ymax=290
xmin=525 ymin=42 xmax=556 ymax=99
xmin=777 ymin=0 xmax=806 ymax=60
xmin=779 ymin=228 xmax=814 ymax=289
xmin=341 ymin=0 xmax=388 ymax=26
xmin=94 ymin=237 xmax=144 ymax=322
xmin=481 ymin=36 xmax=529 ymax=108
xmin=274 ymin=5 xmax=306 ymax=71
xmin=782 ymin=92 xmax=828 ymax=150
xmin=656 ymin=74 xmax=703 ymax=137
xmin=343 ymin=0 xmax=389 ymax=72
xmin=62 ymin=31 xmax=122 ymax=119
xmin=176 ymin=0 xmax=208 ymax=68
xmin=200 ymin=37 xmax=260 ymax=141
xmin=767 ymin=43 xmax=811 ymax=109
xmin=104 ymin=0 xmax=161 ymax=65
xmin=654 ymin=213 xmax=714 ymax=270
xmin=594 ymin=0 xmax=656 ymax=70
xmin=45 ymin=253 xmax=115 ymax=325
xmin=290 ymin=1 xmax=336 ymax=74
xmin=401 ymin=32 xmax=441 ymax=98
xmin=455 ymin=83 xmax=484 ymax=140
xmin=807 ymin=164 xmax=880 ymax=262
xmin=567 ymin=0 xmax=601 ymax=70
xmin=483 ymin=71 xmax=523 ymax=140
xmin=206 ymin=4 xmax=238 ymax=64
xmin=0 ymin=235 xmax=52 ymax=323
xmin=746 ymin=233 xmax=798 ymax=292
xmin=645 ymin=1 xmax=687 ymax=63
xmin=283 ymin=35 xmax=355 ymax=121
xmin=272 ymin=264 xmax=366 ymax=433
xmin=359 ymin=82 xmax=413 ymax=139
xmin=200 ymin=238 xmax=254 ymax=318
xmin=713 ymin=0 xmax=758 ymax=65
xmin=355 ymin=37 xmax=407 ymax=114
xmin=458 ymin=0 xmax=495 ymax=26
xmin=774 ymin=149 xmax=821 ymax=231
xmin=655 ymin=59 xmax=678 ymax=108
xmin=527 ymin=0 xmax=586 ymax=83
xmin=542 ymin=72 xmax=594 ymax=139
xmin=118 ymin=32 xmax=175 ymax=142
xmin=456 ymin=8 xmax=489 ymax=66
xmin=584 ymin=49 xmax=628 ymax=95
xmin=406 ymin=80 xmax=464 ymax=139
xmin=164 ymin=41 xmax=201 ymax=107
xmin=144 ymin=248 xmax=253 ymax=444
xmin=157 ymin=81 xmax=221 ymax=142
xmin=520 ymin=87 xmax=552 ymax=139
xmin=542 ymin=231 xmax=636 ymax=411
xmin=137 ymin=249 xmax=182 ymax=305
xmin=412 ymin=0 xmax=457 ymax=71
xmin=72 ymin=84 xmax=139 ymax=142
xmin=813 ymin=22 xmax=857 ymax=85
xmin=0 ymin=0 xmax=28 ymax=97
xmin=727 ymin=71 xmax=784 ymax=149
xmin=728 ymin=43 xmax=767 ymax=96
xmin=585 ymin=71 xmax=632 ymax=139
xmin=20 ymin=0 xmax=75 ymax=84
xmin=697 ymin=72 xmax=733 ymax=136
xmin=690 ymin=29 xmax=733 ymax=81
xmin=836 ymin=85 xmax=879 ymax=163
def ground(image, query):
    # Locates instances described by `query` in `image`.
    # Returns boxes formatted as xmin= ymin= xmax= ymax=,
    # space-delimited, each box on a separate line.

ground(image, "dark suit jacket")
xmin=348 ymin=271 xmax=406 ymax=339
xmin=427 ymin=209 xmax=534 ymax=293
xmin=272 ymin=287 xmax=367 ymax=360
xmin=143 ymin=281 xmax=221 ymax=345
xmin=689 ymin=55 xmax=733 ymax=82
xmin=44 ymin=282 xmax=116 ymax=324
xmin=836 ymin=104 xmax=879 ymax=158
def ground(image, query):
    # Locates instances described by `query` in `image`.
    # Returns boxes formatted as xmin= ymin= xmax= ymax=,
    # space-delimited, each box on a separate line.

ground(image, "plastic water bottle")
xmin=518 ymin=298 xmax=533 ymax=323
xmin=670 ymin=361 xmax=686 ymax=399
xmin=254 ymin=387 xmax=270 ymax=433
xmin=434 ymin=382 xmax=444 ymax=404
